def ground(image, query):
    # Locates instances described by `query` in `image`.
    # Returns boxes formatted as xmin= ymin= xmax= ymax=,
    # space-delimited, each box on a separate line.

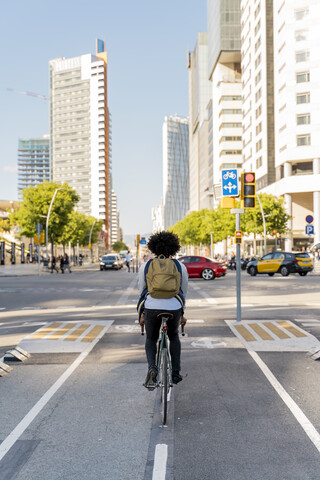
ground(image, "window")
xmin=255 ymin=70 xmax=261 ymax=86
xmin=297 ymin=134 xmax=311 ymax=146
xmin=256 ymin=139 xmax=262 ymax=152
xmin=292 ymin=161 xmax=313 ymax=175
xmin=296 ymin=92 xmax=310 ymax=104
xmin=255 ymin=104 xmax=262 ymax=119
xmin=296 ymin=72 xmax=310 ymax=83
xmin=255 ymin=54 xmax=261 ymax=69
xmin=296 ymin=114 xmax=310 ymax=125
xmin=256 ymin=156 xmax=262 ymax=168
xmin=295 ymin=8 xmax=309 ymax=21
xmin=255 ymin=88 xmax=262 ymax=102
xmin=296 ymin=51 xmax=310 ymax=63
xmin=219 ymin=95 xmax=242 ymax=102
xmin=295 ymin=29 xmax=308 ymax=42
xmin=256 ymin=122 xmax=262 ymax=135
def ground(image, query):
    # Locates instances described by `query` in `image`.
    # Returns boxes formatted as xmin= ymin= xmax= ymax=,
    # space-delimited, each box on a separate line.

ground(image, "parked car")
xmin=246 ymin=251 xmax=313 ymax=277
xmin=178 ymin=256 xmax=227 ymax=280
xmin=100 ymin=254 xmax=122 ymax=271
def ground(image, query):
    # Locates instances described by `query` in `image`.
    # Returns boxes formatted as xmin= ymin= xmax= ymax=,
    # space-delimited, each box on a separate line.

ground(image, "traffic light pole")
xmin=231 ymin=208 xmax=245 ymax=322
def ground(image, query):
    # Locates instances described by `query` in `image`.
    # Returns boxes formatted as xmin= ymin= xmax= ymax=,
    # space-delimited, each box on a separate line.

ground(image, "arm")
xmin=138 ymin=263 xmax=147 ymax=294
xmin=180 ymin=262 xmax=188 ymax=297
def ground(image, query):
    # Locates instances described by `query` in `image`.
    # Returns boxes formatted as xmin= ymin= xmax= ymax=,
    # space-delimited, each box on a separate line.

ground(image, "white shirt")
xmin=138 ymin=259 xmax=188 ymax=310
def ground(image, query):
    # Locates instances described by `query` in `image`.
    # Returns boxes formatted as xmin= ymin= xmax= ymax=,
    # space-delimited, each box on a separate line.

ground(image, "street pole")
xmin=231 ymin=208 xmax=245 ymax=322
xmin=256 ymin=194 xmax=267 ymax=256
xmin=89 ymin=220 xmax=96 ymax=263
xmin=46 ymin=188 xmax=64 ymax=262
xmin=210 ymin=232 xmax=214 ymax=259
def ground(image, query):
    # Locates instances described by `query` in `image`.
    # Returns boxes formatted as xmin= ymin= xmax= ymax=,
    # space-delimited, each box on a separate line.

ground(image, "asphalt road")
xmin=0 ymin=267 xmax=320 ymax=479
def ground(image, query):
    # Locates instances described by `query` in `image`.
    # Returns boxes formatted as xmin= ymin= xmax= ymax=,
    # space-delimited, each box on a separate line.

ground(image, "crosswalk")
xmin=18 ymin=320 xmax=113 ymax=353
xmin=226 ymin=319 xmax=320 ymax=352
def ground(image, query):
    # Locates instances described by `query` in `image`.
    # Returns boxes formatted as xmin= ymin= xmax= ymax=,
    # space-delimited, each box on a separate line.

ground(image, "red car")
xmin=178 ymin=256 xmax=227 ymax=280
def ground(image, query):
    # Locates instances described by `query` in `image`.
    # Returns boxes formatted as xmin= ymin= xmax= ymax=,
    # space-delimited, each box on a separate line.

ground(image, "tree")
xmin=112 ymin=241 xmax=129 ymax=252
xmin=242 ymin=193 xmax=290 ymax=236
xmin=0 ymin=218 xmax=11 ymax=234
xmin=10 ymin=182 xmax=79 ymax=239
xmin=58 ymin=212 xmax=103 ymax=248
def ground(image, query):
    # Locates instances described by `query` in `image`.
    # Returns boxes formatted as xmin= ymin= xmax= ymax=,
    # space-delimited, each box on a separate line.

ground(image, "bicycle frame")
xmin=156 ymin=318 xmax=173 ymax=387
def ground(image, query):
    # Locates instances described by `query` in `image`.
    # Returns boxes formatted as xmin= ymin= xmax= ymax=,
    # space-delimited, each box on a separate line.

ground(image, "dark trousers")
xmin=144 ymin=308 xmax=182 ymax=373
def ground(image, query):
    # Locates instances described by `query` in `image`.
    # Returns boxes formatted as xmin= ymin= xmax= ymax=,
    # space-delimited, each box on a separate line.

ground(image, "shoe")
xmin=172 ymin=372 xmax=183 ymax=384
xmin=143 ymin=367 xmax=158 ymax=390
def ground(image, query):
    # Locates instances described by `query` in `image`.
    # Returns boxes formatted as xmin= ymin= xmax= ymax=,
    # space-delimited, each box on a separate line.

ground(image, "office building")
xmin=162 ymin=116 xmax=189 ymax=229
xmin=240 ymin=1 xmax=320 ymax=248
xmin=207 ymin=0 xmax=242 ymax=203
xmin=17 ymin=135 xmax=50 ymax=200
xmin=49 ymin=39 xmax=111 ymax=247
xmin=188 ymin=32 xmax=211 ymax=211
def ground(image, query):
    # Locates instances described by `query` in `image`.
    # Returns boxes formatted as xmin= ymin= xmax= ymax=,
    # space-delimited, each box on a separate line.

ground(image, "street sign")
xmin=221 ymin=169 xmax=239 ymax=197
xmin=140 ymin=239 xmax=147 ymax=245
xmin=306 ymin=225 xmax=314 ymax=235
xmin=306 ymin=215 xmax=314 ymax=224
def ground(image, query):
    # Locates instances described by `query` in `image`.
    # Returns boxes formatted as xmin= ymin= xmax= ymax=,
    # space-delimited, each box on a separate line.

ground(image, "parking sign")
xmin=221 ymin=169 xmax=239 ymax=197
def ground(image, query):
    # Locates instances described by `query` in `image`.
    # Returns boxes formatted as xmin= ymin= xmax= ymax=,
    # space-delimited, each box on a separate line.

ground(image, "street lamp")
xmin=210 ymin=232 xmax=214 ymax=259
xmin=46 ymin=188 xmax=65 ymax=262
xmin=89 ymin=220 xmax=96 ymax=263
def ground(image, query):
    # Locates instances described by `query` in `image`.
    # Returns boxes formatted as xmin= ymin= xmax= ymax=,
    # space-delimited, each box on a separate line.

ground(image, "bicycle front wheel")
xmin=160 ymin=347 xmax=168 ymax=425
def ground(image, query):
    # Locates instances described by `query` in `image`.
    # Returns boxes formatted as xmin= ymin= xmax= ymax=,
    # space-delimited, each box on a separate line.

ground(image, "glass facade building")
xmin=162 ymin=116 xmax=189 ymax=229
xmin=17 ymin=136 xmax=50 ymax=200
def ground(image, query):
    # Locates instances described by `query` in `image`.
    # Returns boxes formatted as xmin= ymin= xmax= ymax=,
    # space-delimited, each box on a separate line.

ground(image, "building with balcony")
xmin=17 ymin=136 xmax=50 ymax=200
xmin=240 ymin=0 xmax=320 ymax=248
xmin=49 ymin=39 xmax=112 ymax=247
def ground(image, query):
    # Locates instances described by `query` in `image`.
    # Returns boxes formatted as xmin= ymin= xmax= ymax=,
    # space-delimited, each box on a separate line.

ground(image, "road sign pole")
xmin=231 ymin=208 xmax=245 ymax=322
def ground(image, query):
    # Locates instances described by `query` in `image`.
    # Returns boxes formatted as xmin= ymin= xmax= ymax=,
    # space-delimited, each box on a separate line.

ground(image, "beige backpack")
xmin=146 ymin=255 xmax=181 ymax=299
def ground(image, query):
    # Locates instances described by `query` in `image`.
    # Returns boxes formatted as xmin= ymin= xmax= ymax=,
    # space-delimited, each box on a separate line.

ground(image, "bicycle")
xmin=141 ymin=312 xmax=185 ymax=425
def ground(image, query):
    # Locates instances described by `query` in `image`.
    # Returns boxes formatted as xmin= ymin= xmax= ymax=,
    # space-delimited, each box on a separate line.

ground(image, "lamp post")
xmin=46 ymin=188 xmax=64 ymax=262
xmin=89 ymin=220 xmax=96 ymax=263
xmin=256 ymin=194 xmax=267 ymax=256
xmin=210 ymin=232 xmax=214 ymax=259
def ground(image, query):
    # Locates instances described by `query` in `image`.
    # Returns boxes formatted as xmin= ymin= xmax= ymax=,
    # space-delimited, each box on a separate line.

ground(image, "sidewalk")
xmin=0 ymin=262 xmax=99 ymax=277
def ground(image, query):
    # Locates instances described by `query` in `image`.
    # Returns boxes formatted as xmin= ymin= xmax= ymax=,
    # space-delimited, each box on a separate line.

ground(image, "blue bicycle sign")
xmin=221 ymin=169 xmax=239 ymax=197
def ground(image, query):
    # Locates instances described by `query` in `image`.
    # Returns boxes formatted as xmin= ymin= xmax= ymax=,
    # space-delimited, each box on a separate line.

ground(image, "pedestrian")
xmin=126 ymin=251 xmax=131 ymax=272
xmin=137 ymin=231 xmax=188 ymax=389
xmin=51 ymin=255 xmax=59 ymax=274
xmin=64 ymin=253 xmax=72 ymax=273
xmin=59 ymin=255 xmax=64 ymax=274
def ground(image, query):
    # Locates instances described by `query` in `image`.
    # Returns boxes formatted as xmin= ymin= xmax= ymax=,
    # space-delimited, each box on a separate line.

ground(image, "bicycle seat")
xmin=157 ymin=312 xmax=174 ymax=321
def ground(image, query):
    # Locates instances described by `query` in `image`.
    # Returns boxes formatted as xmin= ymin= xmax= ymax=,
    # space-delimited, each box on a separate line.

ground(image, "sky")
xmin=0 ymin=0 xmax=207 ymax=236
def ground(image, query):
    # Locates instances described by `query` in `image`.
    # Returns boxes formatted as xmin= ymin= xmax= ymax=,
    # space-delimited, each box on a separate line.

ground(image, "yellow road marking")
xmin=81 ymin=325 xmax=105 ymax=342
xmin=234 ymin=324 xmax=256 ymax=342
xmin=277 ymin=321 xmax=307 ymax=338
xmin=47 ymin=323 xmax=76 ymax=340
xmin=64 ymin=324 xmax=91 ymax=341
xmin=30 ymin=322 xmax=63 ymax=339
xmin=263 ymin=322 xmax=290 ymax=339
xmin=250 ymin=323 xmax=274 ymax=341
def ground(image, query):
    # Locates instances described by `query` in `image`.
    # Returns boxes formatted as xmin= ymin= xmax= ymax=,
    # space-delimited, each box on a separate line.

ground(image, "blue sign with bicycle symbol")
xmin=221 ymin=169 xmax=239 ymax=197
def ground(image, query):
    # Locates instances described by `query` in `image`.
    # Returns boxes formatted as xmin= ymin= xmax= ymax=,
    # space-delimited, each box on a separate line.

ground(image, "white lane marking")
xmin=152 ymin=444 xmax=168 ymax=480
xmin=186 ymin=319 xmax=204 ymax=323
xmin=249 ymin=350 xmax=320 ymax=453
xmin=191 ymin=338 xmax=226 ymax=349
xmin=302 ymin=323 xmax=320 ymax=327
xmin=0 ymin=308 xmax=6 ymax=311
xmin=0 ymin=322 xmax=112 ymax=462
xmin=116 ymin=276 xmax=138 ymax=305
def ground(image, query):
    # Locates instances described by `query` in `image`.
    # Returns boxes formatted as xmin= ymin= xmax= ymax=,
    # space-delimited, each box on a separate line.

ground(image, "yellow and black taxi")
xmin=246 ymin=251 xmax=313 ymax=277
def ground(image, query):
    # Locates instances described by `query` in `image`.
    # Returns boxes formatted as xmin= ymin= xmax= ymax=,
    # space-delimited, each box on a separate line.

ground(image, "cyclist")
xmin=137 ymin=231 xmax=188 ymax=388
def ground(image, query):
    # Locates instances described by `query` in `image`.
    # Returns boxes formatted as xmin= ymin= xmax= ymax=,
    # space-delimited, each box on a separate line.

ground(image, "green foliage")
xmin=10 ymin=182 xmax=79 ymax=238
xmin=242 ymin=193 xmax=290 ymax=236
xmin=0 ymin=218 xmax=11 ymax=233
xmin=170 ymin=194 xmax=290 ymax=246
xmin=58 ymin=212 xmax=103 ymax=247
xmin=112 ymin=241 xmax=129 ymax=252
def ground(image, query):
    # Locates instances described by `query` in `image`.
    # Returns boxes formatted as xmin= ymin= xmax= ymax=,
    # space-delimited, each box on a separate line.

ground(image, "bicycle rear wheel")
xmin=160 ymin=348 xmax=168 ymax=425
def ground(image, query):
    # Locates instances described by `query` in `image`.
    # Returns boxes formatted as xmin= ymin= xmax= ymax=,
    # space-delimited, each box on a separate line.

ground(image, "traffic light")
xmin=241 ymin=172 xmax=256 ymax=209
xmin=235 ymin=231 xmax=242 ymax=244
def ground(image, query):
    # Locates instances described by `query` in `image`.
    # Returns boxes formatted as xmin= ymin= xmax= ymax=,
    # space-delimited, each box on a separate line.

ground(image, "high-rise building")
xmin=162 ymin=116 xmax=189 ymax=229
xmin=188 ymin=32 xmax=211 ymax=211
xmin=49 ymin=39 xmax=111 ymax=247
xmin=152 ymin=204 xmax=164 ymax=232
xmin=240 ymin=1 xmax=320 ymax=248
xmin=111 ymin=190 xmax=120 ymax=246
xmin=207 ymin=0 xmax=242 ymax=202
xmin=17 ymin=135 xmax=50 ymax=200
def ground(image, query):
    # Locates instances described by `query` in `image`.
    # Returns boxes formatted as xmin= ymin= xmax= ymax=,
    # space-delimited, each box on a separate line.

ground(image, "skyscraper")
xmin=49 ymin=39 xmax=111 ymax=247
xmin=17 ymin=135 xmax=50 ymax=200
xmin=162 ymin=116 xmax=189 ymax=229
xmin=240 ymin=0 xmax=320 ymax=248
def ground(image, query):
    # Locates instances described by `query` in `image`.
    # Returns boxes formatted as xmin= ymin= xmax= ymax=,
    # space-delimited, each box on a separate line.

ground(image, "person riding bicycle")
xmin=137 ymin=231 xmax=188 ymax=389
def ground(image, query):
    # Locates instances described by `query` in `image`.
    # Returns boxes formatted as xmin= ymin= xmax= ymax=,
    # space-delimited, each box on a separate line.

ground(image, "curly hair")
xmin=147 ymin=231 xmax=181 ymax=257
